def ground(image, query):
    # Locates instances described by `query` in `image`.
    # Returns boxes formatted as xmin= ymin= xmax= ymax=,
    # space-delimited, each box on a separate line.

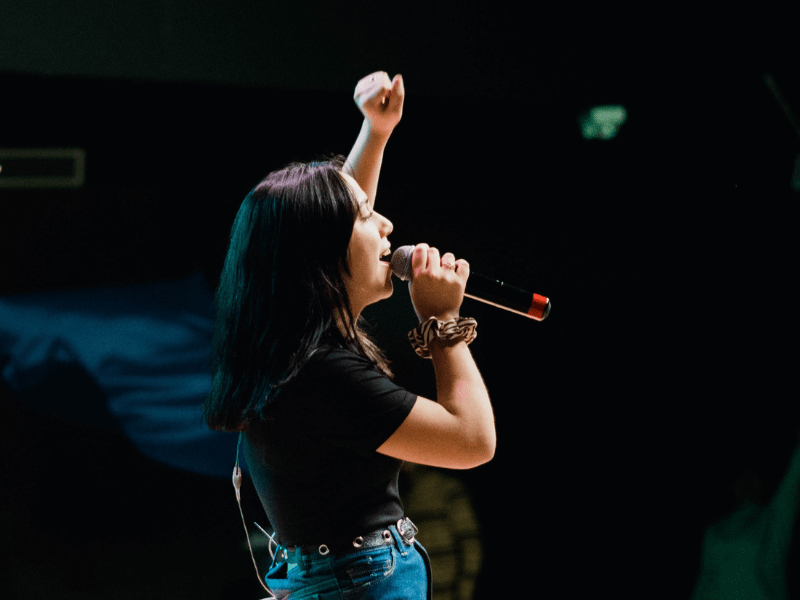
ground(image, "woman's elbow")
xmin=479 ymin=433 xmax=497 ymax=465
xmin=461 ymin=431 xmax=496 ymax=469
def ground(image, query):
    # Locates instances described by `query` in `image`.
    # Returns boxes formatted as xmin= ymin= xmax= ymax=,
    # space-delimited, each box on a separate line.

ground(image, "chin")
xmin=360 ymin=281 xmax=394 ymax=313
xmin=379 ymin=282 xmax=394 ymax=301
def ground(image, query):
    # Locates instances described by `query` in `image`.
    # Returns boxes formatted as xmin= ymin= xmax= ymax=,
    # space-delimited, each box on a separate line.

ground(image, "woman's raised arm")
xmin=343 ymin=72 xmax=405 ymax=207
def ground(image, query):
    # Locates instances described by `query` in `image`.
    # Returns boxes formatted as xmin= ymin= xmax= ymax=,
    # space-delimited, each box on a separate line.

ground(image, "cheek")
xmin=349 ymin=228 xmax=373 ymax=266
xmin=346 ymin=240 xmax=371 ymax=279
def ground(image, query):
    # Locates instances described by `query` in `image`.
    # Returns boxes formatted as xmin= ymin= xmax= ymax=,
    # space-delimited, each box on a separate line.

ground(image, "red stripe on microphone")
xmin=528 ymin=294 xmax=549 ymax=320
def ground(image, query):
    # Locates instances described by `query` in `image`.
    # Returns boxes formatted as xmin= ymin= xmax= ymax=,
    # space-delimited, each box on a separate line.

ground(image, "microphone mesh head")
xmin=390 ymin=245 xmax=415 ymax=281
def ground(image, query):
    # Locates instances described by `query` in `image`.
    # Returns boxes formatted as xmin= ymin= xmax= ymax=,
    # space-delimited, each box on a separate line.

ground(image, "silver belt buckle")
xmin=397 ymin=517 xmax=418 ymax=546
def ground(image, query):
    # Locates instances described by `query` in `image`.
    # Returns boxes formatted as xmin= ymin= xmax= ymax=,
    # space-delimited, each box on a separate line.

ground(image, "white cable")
xmin=254 ymin=521 xmax=278 ymax=561
xmin=233 ymin=435 xmax=277 ymax=600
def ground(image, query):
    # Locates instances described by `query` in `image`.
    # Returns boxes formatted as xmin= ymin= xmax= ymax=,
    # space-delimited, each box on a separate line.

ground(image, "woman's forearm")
xmin=343 ymin=118 xmax=390 ymax=205
xmin=429 ymin=339 xmax=496 ymax=463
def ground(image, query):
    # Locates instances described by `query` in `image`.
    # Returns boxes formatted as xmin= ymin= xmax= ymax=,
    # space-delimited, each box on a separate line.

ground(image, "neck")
xmin=335 ymin=307 xmax=360 ymax=340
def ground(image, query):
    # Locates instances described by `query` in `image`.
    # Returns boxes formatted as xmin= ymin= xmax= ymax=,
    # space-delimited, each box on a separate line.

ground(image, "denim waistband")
xmin=276 ymin=517 xmax=418 ymax=563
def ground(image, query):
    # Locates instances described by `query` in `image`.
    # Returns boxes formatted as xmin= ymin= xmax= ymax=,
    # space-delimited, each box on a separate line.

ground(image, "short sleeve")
xmin=277 ymin=348 xmax=417 ymax=453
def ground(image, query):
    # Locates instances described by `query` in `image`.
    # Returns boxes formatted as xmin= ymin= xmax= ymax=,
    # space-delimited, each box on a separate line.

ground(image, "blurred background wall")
xmin=1 ymin=4 xmax=798 ymax=599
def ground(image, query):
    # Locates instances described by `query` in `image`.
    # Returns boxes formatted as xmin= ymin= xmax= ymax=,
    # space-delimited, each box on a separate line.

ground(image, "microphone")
xmin=390 ymin=245 xmax=551 ymax=321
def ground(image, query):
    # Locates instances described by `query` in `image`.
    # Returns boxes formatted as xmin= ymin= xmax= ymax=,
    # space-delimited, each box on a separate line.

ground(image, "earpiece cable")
xmin=233 ymin=433 xmax=277 ymax=599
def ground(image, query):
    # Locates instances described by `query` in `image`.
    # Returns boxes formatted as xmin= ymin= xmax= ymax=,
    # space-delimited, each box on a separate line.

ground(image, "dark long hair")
xmin=203 ymin=156 xmax=392 ymax=431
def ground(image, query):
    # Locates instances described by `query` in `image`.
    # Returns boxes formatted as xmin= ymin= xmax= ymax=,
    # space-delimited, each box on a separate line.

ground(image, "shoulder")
xmin=270 ymin=345 xmax=382 ymax=403
xmin=295 ymin=345 xmax=410 ymax=405
xmin=303 ymin=345 xmax=379 ymax=379
xmin=259 ymin=345 xmax=416 ymax=450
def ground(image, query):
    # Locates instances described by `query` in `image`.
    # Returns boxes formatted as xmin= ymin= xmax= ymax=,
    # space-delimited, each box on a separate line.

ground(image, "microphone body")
xmin=390 ymin=245 xmax=551 ymax=321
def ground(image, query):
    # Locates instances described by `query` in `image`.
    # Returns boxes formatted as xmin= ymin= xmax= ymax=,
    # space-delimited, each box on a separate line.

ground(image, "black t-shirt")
xmin=243 ymin=346 xmax=418 ymax=547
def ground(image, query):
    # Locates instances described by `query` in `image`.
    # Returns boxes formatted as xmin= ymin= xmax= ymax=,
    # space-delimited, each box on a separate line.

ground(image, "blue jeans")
xmin=263 ymin=525 xmax=432 ymax=599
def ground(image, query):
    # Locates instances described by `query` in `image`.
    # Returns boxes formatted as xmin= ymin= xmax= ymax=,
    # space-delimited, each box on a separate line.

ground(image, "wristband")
xmin=408 ymin=317 xmax=478 ymax=359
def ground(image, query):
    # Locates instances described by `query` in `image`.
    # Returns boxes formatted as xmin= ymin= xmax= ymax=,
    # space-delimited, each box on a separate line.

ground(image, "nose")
xmin=380 ymin=214 xmax=393 ymax=237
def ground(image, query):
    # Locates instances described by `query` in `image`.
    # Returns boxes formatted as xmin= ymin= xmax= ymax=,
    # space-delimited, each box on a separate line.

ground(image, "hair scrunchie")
xmin=408 ymin=317 xmax=478 ymax=359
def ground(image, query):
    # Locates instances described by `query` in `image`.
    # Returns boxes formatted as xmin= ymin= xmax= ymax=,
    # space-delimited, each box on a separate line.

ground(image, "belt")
xmin=277 ymin=517 xmax=418 ymax=562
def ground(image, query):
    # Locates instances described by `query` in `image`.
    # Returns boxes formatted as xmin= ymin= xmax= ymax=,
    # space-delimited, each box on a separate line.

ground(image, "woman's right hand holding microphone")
xmin=408 ymin=244 xmax=470 ymax=323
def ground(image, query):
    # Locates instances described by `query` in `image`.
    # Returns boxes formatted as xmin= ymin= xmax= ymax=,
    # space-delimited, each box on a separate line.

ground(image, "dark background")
xmin=2 ymin=4 xmax=799 ymax=599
